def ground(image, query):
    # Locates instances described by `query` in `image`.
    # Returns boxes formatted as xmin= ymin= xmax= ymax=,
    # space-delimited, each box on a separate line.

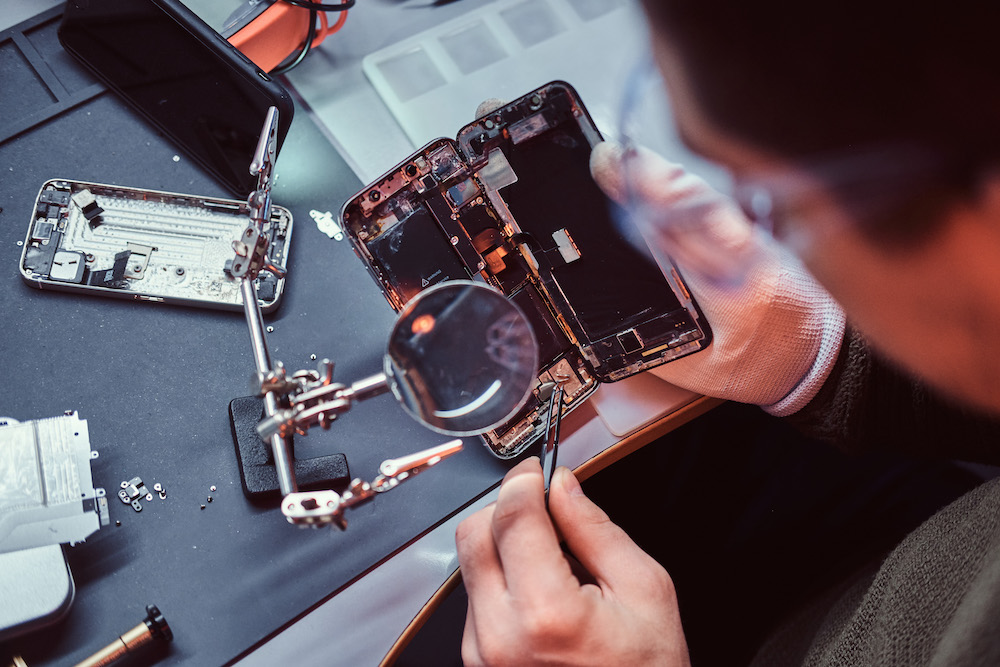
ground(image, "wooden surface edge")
xmin=381 ymin=567 xmax=464 ymax=666
xmin=381 ymin=396 xmax=725 ymax=665
xmin=573 ymin=395 xmax=724 ymax=484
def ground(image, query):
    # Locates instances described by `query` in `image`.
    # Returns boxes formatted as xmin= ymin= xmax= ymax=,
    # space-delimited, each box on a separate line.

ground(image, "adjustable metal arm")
xmin=231 ymin=106 xmax=282 ymax=282
xmin=281 ymin=439 xmax=464 ymax=529
xmin=254 ymin=370 xmax=392 ymax=442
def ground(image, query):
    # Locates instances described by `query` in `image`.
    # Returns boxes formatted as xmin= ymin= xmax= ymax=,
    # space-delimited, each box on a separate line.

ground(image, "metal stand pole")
xmin=241 ymin=278 xmax=297 ymax=495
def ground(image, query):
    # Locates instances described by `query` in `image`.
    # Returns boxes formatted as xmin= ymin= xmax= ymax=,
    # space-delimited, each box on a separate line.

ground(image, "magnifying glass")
xmin=386 ymin=280 xmax=539 ymax=435
xmin=256 ymin=280 xmax=539 ymax=440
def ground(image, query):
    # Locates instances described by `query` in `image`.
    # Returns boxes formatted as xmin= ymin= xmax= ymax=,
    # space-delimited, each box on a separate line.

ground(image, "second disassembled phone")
xmin=20 ymin=179 xmax=292 ymax=312
xmin=341 ymin=81 xmax=711 ymax=459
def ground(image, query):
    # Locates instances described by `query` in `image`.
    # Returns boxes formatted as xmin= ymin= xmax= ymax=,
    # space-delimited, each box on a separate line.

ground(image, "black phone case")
xmin=58 ymin=0 xmax=295 ymax=196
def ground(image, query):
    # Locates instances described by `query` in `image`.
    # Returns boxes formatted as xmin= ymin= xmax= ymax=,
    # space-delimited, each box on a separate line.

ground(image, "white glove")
xmin=590 ymin=142 xmax=845 ymax=415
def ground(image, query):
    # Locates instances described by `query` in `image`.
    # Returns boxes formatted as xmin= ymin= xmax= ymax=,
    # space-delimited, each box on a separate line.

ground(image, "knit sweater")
xmin=753 ymin=329 xmax=1000 ymax=665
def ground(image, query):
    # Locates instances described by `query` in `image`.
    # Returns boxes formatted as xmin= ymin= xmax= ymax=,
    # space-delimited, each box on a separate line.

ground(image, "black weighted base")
xmin=229 ymin=395 xmax=350 ymax=501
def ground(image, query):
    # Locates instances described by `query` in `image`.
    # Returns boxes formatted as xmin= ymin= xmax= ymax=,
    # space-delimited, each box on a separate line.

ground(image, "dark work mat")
xmin=0 ymin=7 xmax=512 ymax=665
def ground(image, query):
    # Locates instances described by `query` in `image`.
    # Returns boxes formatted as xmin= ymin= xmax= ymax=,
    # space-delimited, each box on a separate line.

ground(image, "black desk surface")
xmin=0 ymin=8 xmax=512 ymax=665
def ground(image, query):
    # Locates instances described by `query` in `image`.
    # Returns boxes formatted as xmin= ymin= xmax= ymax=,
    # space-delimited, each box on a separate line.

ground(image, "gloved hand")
xmin=457 ymin=459 xmax=691 ymax=666
xmin=590 ymin=142 xmax=846 ymax=415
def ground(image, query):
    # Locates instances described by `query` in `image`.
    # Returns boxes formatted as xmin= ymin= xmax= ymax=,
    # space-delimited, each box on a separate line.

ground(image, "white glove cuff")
xmin=762 ymin=289 xmax=846 ymax=417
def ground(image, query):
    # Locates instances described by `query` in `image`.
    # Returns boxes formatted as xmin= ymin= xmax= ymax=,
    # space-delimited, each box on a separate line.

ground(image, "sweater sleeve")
xmin=787 ymin=326 xmax=1000 ymax=465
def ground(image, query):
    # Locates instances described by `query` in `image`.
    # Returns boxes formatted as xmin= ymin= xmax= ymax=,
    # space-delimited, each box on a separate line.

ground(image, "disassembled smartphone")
xmin=341 ymin=82 xmax=711 ymax=458
xmin=20 ymin=179 xmax=292 ymax=312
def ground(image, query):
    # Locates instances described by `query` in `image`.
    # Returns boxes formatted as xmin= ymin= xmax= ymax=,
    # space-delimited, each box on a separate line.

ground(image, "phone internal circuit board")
xmin=20 ymin=180 xmax=291 ymax=311
xmin=457 ymin=85 xmax=708 ymax=382
xmin=342 ymin=139 xmax=584 ymax=457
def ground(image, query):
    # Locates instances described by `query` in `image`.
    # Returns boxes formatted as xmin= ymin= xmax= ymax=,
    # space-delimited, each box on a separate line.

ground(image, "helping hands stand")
xmin=229 ymin=107 xmax=463 ymax=529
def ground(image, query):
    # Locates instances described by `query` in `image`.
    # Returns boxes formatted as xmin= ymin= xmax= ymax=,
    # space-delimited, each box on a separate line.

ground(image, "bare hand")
xmin=456 ymin=458 xmax=690 ymax=666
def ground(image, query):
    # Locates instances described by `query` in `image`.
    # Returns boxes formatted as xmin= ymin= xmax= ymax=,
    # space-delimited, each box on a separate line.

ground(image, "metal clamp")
xmin=253 ymin=357 xmax=391 ymax=441
xmin=231 ymin=106 xmax=281 ymax=281
xmin=281 ymin=440 xmax=463 ymax=528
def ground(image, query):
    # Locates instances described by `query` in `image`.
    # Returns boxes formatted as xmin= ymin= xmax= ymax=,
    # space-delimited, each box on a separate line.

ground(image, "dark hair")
xmin=642 ymin=1 xmax=1000 ymax=241
xmin=643 ymin=1 xmax=1000 ymax=161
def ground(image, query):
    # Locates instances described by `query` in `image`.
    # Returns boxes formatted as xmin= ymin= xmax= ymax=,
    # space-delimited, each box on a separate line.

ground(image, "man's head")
xmin=640 ymin=0 xmax=1000 ymax=413
xmin=642 ymin=1 xmax=1000 ymax=165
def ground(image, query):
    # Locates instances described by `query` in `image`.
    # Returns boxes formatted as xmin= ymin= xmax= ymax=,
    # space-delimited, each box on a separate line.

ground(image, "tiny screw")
xmin=133 ymin=265 xmax=141 ymax=273
xmin=450 ymin=236 xmax=459 ymax=245
xmin=175 ymin=267 xmax=185 ymax=276
xmin=145 ymin=493 xmax=153 ymax=502
xmin=266 ymin=326 xmax=274 ymax=333
xmin=210 ymin=485 xmax=217 ymax=492
xmin=120 ymin=481 xmax=129 ymax=489
xmin=153 ymin=483 xmax=163 ymax=492
xmin=207 ymin=496 xmax=213 ymax=503
xmin=158 ymin=492 xmax=167 ymax=500
xmin=310 ymin=354 xmax=317 ymax=360
xmin=115 ymin=520 xmax=121 ymax=527
xmin=484 ymin=119 xmax=495 ymax=130
xmin=368 ymin=190 xmax=381 ymax=202
xmin=16 ymin=240 xmax=23 ymax=247
xmin=200 ymin=504 xmax=206 ymax=510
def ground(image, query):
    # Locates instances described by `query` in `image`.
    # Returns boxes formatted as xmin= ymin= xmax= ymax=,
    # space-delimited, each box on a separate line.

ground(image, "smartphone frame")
xmin=20 ymin=179 xmax=292 ymax=312
xmin=341 ymin=82 xmax=711 ymax=458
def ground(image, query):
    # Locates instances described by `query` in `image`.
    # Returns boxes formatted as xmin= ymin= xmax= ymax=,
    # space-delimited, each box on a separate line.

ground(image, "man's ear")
xmin=955 ymin=169 xmax=1000 ymax=247
xmin=976 ymin=170 xmax=1000 ymax=220
xmin=933 ymin=169 xmax=1000 ymax=268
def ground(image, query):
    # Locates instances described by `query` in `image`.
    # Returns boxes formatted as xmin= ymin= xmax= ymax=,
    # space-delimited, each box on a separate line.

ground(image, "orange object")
xmin=227 ymin=2 xmax=350 ymax=73
xmin=227 ymin=2 xmax=312 ymax=73
xmin=318 ymin=9 xmax=350 ymax=46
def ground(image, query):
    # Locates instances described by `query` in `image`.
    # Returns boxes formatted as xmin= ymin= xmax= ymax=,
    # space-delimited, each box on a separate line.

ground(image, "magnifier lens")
xmin=385 ymin=281 xmax=538 ymax=436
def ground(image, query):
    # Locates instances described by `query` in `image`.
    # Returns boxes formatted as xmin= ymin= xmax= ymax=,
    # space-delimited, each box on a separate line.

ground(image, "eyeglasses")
xmin=615 ymin=60 xmax=951 ymax=286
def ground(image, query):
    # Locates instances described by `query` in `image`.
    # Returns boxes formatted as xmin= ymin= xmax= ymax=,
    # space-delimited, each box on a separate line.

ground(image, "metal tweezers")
xmin=538 ymin=381 xmax=565 ymax=507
